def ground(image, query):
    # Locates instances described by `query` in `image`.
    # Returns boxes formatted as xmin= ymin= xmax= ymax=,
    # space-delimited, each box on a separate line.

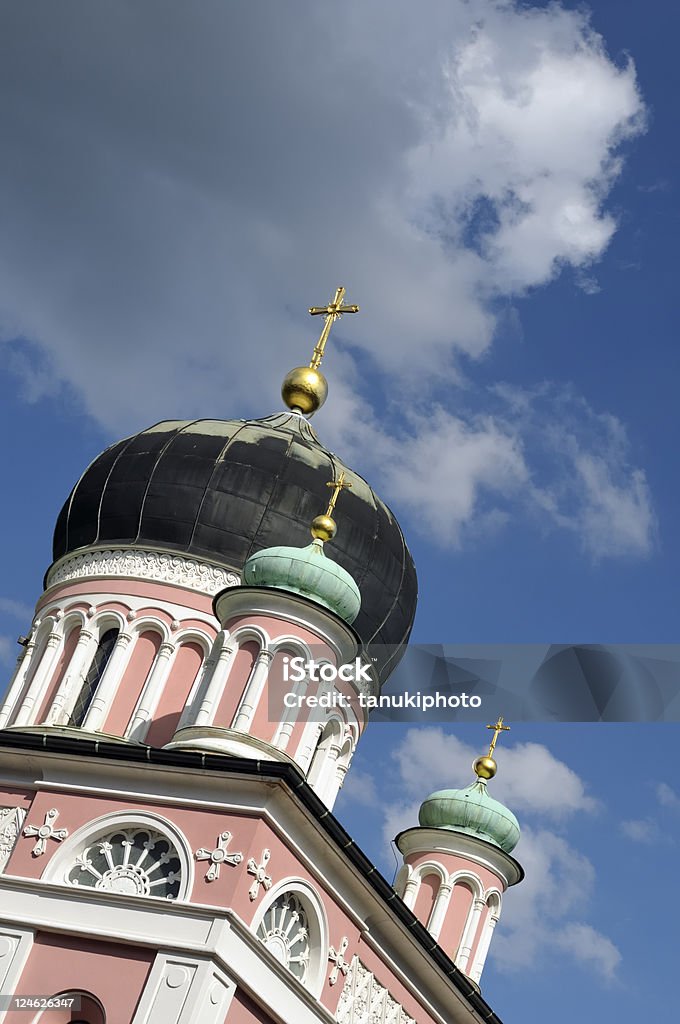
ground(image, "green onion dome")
xmin=418 ymin=778 xmax=520 ymax=854
xmin=243 ymin=537 xmax=361 ymax=624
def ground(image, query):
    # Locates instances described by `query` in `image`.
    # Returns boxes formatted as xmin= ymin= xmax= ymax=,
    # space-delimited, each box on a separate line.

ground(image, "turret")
xmin=394 ymin=719 xmax=524 ymax=984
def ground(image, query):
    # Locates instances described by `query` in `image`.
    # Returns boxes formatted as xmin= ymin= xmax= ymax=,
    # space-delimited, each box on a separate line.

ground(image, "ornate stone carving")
xmin=47 ymin=548 xmax=241 ymax=596
xmin=246 ymin=848 xmax=272 ymax=900
xmin=195 ymin=830 xmax=243 ymax=881
xmin=335 ymin=958 xmax=416 ymax=1024
xmin=23 ymin=808 xmax=68 ymax=857
xmin=0 ymin=806 xmax=26 ymax=871
xmin=328 ymin=936 xmax=351 ymax=985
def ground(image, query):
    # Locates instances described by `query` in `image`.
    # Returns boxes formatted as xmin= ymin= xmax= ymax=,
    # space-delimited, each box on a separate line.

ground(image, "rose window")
xmin=66 ymin=827 xmax=182 ymax=899
xmin=256 ymin=893 xmax=311 ymax=982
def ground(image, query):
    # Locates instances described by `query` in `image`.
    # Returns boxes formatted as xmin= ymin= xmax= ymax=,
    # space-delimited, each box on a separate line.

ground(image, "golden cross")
xmin=325 ymin=472 xmax=352 ymax=518
xmin=308 ymin=286 xmax=359 ymax=369
xmin=486 ymin=716 xmax=510 ymax=757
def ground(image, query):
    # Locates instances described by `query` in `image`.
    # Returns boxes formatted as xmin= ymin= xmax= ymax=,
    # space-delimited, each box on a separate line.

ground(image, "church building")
xmin=0 ymin=289 xmax=523 ymax=1023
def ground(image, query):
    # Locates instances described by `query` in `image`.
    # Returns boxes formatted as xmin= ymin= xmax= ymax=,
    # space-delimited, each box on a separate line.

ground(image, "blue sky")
xmin=0 ymin=2 xmax=678 ymax=1021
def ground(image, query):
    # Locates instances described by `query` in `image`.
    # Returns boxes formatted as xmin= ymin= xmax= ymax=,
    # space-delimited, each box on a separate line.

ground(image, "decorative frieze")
xmin=0 ymin=807 xmax=26 ymax=871
xmin=335 ymin=958 xmax=417 ymax=1024
xmin=46 ymin=548 xmax=240 ymax=596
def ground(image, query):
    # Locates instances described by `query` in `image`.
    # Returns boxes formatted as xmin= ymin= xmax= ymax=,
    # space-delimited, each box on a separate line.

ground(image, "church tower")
xmin=394 ymin=720 xmax=523 ymax=984
xmin=0 ymin=288 xmax=522 ymax=1024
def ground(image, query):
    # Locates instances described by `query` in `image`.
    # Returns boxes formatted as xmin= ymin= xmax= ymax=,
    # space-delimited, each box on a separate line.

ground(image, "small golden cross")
xmin=486 ymin=716 xmax=510 ymax=757
xmin=325 ymin=472 xmax=353 ymax=518
xmin=308 ymin=286 xmax=359 ymax=369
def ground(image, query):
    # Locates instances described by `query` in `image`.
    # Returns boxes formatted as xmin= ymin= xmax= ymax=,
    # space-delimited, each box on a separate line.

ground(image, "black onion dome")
xmin=51 ymin=413 xmax=417 ymax=682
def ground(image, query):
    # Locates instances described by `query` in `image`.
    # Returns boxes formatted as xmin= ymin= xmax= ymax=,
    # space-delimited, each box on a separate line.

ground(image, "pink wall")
xmin=438 ymin=881 xmax=474 ymax=959
xmin=412 ymin=872 xmax=438 ymax=929
xmin=39 ymin=578 xmax=217 ymax=618
xmin=145 ymin=642 xmax=204 ymax=746
xmin=35 ymin=626 xmax=81 ymax=724
xmin=214 ymin=641 xmax=258 ymax=727
xmin=4 ymin=931 xmax=153 ymax=1024
xmin=227 ymin=990 xmax=276 ymax=1024
xmin=104 ymin=630 xmax=162 ymax=736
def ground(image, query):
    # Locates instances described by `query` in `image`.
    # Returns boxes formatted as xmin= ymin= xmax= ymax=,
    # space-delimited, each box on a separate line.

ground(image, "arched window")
xmin=36 ymin=990 xmax=105 ymax=1023
xmin=68 ymin=628 xmax=118 ymax=727
xmin=44 ymin=813 xmax=193 ymax=903
xmin=256 ymin=892 xmax=311 ymax=983
xmin=252 ymin=882 xmax=328 ymax=995
xmin=66 ymin=825 xmax=182 ymax=899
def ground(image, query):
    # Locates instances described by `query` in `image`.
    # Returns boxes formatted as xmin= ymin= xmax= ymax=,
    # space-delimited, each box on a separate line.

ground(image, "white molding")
xmin=251 ymin=876 xmax=330 ymax=998
xmin=0 ymin=925 xmax=34 ymax=1023
xmin=396 ymin=828 xmax=521 ymax=888
xmin=131 ymin=952 xmax=236 ymax=1024
xmin=46 ymin=548 xmax=240 ymax=597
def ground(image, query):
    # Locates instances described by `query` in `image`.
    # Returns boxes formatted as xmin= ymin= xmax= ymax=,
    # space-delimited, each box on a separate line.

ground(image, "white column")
xmin=402 ymin=874 xmax=419 ymax=909
xmin=81 ymin=632 xmax=134 ymax=732
xmin=470 ymin=911 xmax=499 ymax=983
xmin=0 ymin=633 xmax=38 ymax=729
xmin=126 ymin=642 xmax=176 ymax=741
xmin=297 ymin=721 xmax=322 ymax=774
xmin=427 ymin=882 xmax=453 ymax=940
xmin=455 ymin=896 xmax=486 ymax=971
xmin=231 ymin=650 xmax=274 ymax=732
xmin=271 ymin=675 xmax=309 ymax=752
xmin=316 ymin=740 xmax=342 ymax=805
xmin=45 ymin=627 xmax=96 ymax=725
xmin=191 ymin=641 xmax=237 ymax=728
xmin=13 ymin=629 xmax=63 ymax=726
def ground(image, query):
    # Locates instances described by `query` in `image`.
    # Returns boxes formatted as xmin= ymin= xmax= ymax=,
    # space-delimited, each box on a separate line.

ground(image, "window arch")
xmin=43 ymin=812 xmax=193 ymax=902
xmin=252 ymin=879 xmax=328 ymax=996
xmin=35 ymin=991 xmax=105 ymax=1024
xmin=68 ymin=627 xmax=118 ymax=727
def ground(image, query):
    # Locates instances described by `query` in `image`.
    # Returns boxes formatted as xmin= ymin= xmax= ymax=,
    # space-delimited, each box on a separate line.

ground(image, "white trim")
xmin=131 ymin=952 xmax=236 ymax=1024
xmin=0 ymin=926 xmax=34 ymax=1023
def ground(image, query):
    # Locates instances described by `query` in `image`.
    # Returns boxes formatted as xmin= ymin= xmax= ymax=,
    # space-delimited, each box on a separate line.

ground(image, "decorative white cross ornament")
xmin=23 ymin=808 xmax=69 ymax=857
xmin=195 ymin=830 xmax=244 ymax=882
xmin=328 ymin=936 xmax=351 ymax=984
xmin=246 ymin=848 xmax=272 ymax=901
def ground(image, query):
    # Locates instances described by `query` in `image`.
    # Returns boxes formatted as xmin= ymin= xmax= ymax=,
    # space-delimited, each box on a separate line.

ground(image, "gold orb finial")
xmin=281 ymin=286 xmax=359 ymax=417
xmin=473 ymin=755 xmax=497 ymax=780
xmin=282 ymin=366 xmax=328 ymax=415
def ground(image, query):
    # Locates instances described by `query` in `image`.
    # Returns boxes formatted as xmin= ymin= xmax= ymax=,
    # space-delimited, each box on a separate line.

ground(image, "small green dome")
xmin=243 ymin=538 xmax=361 ymax=624
xmin=419 ymin=778 xmax=520 ymax=853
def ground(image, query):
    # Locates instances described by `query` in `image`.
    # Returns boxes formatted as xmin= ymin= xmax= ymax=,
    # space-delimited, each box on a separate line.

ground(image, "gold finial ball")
xmin=473 ymin=756 xmax=497 ymax=780
xmin=281 ymin=366 xmax=328 ymax=416
xmin=311 ymin=514 xmax=337 ymax=541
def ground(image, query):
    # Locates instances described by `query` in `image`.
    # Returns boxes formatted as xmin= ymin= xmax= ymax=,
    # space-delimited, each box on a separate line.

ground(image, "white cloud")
xmin=390 ymin=727 xmax=596 ymax=818
xmin=553 ymin=922 xmax=622 ymax=981
xmin=620 ymin=818 xmax=660 ymax=844
xmin=336 ymin=769 xmax=380 ymax=809
xmin=0 ymin=3 xmax=650 ymax=560
xmin=657 ymin=782 xmax=680 ymax=810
